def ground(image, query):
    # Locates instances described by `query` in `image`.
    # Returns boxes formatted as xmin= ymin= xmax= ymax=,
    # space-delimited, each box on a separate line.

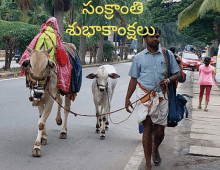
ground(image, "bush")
xmin=103 ymin=41 xmax=115 ymax=62
xmin=0 ymin=20 xmax=74 ymax=53
xmin=0 ymin=20 xmax=40 ymax=51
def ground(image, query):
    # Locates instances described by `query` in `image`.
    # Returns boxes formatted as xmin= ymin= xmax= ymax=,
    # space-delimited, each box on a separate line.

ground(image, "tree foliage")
xmin=0 ymin=20 xmax=40 ymax=50
xmin=147 ymin=0 xmax=195 ymax=23
xmin=178 ymin=0 xmax=220 ymax=30
xmin=180 ymin=11 xmax=219 ymax=44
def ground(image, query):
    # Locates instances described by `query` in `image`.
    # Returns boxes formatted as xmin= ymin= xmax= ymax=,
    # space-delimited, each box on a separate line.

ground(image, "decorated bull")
xmin=20 ymin=17 xmax=82 ymax=157
xmin=21 ymin=46 xmax=80 ymax=157
xmin=86 ymin=65 xmax=120 ymax=139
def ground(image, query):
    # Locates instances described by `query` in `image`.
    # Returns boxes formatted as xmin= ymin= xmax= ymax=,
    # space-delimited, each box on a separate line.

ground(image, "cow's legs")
xmin=41 ymin=126 xmax=47 ymax=145
xmin=38 ymin=106 xmax=47 ymax=145
xmin=94 ymin=101 xmax=101 ymax=133
xmin=32 ymin=102 xmax=53 ymax=157
xmin=38 ymin=105 xmax=44 ymax=118
xmin=100 ymin=104 xmax=109 ymax=140
xmin=59 ymin=95 xmax=71 ymax=139
xmin=105 ymin=94 xmax=112 ymax=129
xmin=55 ymin=94 xmax=62 ymax=126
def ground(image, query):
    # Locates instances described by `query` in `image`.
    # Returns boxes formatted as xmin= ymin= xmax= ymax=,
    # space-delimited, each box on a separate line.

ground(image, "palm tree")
xmin=162 ymin=0 xmax=220 ymax=80
xmin=162 ymin=0 xmax=220 ymax=33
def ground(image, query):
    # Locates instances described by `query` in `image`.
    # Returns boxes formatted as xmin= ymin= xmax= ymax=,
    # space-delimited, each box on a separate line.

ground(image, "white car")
xmin=201 ymin=50 xmax=206 ymax=58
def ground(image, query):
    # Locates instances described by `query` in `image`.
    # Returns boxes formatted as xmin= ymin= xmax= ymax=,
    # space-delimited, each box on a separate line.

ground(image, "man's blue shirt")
xmin=129 ymin=47 xmax=180 ymax=92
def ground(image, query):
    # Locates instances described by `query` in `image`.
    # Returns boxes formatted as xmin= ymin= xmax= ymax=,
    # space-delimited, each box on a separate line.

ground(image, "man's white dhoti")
xmin=136 ymin=85 xmax=168 ymax=126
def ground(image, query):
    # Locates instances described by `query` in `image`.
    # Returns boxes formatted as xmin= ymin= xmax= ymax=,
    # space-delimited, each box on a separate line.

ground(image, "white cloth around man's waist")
xmin=136 ymin=84 xmax=168 ymax=126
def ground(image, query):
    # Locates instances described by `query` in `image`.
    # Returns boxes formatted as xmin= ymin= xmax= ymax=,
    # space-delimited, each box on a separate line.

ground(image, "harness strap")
xmin=45 ymin=33 xmax=56 ymax=48
xmin=138 ymin=83 xmax=163 ymax=103
xmin=162 ymin=48 xmax=170 ymax=100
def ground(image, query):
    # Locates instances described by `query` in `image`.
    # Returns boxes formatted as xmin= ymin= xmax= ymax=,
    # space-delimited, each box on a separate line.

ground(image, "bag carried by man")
xmin=163 ymin=49 xmax=187 ymax=127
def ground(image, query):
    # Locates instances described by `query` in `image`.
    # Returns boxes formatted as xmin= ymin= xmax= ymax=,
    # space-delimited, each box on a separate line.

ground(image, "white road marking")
xmin=0 ymin=77 xmax=25 ymax=82
xmin=124 ymin=141 xmax=144 ymax=170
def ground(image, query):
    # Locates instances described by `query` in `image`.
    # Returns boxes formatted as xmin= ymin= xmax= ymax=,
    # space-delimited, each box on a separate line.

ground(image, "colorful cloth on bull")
xmin=34 ymin=26 xmax=57 ymax=61
xmin=19 ymin=17 xmax=72 ymax=94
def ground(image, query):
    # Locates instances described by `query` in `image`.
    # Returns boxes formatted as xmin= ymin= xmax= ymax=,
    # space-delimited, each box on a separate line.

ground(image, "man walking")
xmin=125 ymin=28 xmax=180 ymax=170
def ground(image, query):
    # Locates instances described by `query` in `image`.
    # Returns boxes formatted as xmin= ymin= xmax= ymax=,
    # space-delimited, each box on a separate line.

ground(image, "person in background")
xmin=198 ymin=56 xmax=215 ymax=112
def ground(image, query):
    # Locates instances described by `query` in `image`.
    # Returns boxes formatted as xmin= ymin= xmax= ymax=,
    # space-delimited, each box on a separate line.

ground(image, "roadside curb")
xmin=0 ymin=71 xmax=21 ymax=78
xmin=0 ymin=60 xmax=132 ymax=79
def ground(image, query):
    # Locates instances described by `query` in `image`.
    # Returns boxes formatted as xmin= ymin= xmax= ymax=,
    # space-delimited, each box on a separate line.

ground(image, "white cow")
xmin=86 ymin=65 xmax=120 ymax=139
xmin=21 ymin=46 xmax=72 ymax=157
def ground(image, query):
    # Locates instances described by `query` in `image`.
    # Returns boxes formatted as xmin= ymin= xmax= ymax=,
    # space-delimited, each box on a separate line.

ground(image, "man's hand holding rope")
xmin=125 ymin=99 xmax=134 ymax=113
xmin=125 ymin=77 xmax=137 ymax=113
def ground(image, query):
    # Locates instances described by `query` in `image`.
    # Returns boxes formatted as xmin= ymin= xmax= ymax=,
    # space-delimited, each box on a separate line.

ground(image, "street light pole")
xmin=215 ymin=44 xmax=220 ymax=82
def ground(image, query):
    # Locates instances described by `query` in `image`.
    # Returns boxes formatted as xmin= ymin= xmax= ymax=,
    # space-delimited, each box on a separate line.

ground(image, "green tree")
xmin=144 ymin=0 xmax=205 ymax=48
xmin=162 ymin=0 xmax=220 ymax=43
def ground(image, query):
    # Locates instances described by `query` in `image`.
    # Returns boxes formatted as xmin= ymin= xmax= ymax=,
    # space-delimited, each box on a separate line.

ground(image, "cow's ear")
xmin=109 ymin=73 xmax=120 ymax=79
xmin=21 ymin=58 xmax=30 ymax=69
xmin=86 ymin=73 xmax=97 ymax=79
xmin=48 ymin=59 xmax=56 ymax=69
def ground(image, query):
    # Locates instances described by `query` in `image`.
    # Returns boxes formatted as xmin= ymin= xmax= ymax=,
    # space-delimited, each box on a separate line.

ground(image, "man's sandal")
xmin=198 ymin=106 xmax=202 ymax=109
xmin=152 ymin=151 xmax=162 ymax=166
xmin=204 ymin=108 xmax=208 ymax=112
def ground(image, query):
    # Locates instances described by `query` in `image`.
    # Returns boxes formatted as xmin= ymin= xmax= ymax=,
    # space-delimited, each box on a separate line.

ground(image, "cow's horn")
xmin=27 ymin=46 xmax=33 ymax=53
xmin=46 ymin=47 xmax=53 ymax=54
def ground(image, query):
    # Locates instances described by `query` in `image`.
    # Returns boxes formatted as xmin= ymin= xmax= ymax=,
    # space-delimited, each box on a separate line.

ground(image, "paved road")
xmin=0 ymin=54 xmax=134 ymax=69
xmin=0 ymin=60 xmax=20 ymax=69
xmin=0 ymin=62 xmax=142 ymax=170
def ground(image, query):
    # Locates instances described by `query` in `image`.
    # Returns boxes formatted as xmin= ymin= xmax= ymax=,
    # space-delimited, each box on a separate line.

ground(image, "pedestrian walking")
xmin=125 ymin=27 xmax=180 ymax=170
xmin=198 ymin=56 xmax=215 ymax=112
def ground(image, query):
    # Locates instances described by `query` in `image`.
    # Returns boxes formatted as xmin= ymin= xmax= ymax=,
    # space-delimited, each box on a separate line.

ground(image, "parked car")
xmin=14 ymin=48 xmax=21 ymax=63
xmin=181 ymin=52 xmax=201 ymax=70
xmin=201 ymin=50 xmax=206 ymax=59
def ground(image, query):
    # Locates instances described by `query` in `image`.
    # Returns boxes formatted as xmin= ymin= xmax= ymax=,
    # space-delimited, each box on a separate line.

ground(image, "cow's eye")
xmin=96 ymin=76 xmax=99 ymax=79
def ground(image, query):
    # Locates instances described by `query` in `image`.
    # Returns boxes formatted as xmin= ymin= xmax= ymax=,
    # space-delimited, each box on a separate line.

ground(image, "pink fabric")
xmin=199 ymin=85 xmax=212 ymax=101
xmin=19 ymin=17 xmax=72 ymax=93
xmin=19 ymin=24 xmax=47 ymax=65
xmin=47 ymin=17 xmax=72 ymax=93
xmin=198 ymin=65 xmax=215 ymax=86
xmin=19 ymin=17 xmax=63 ymax=65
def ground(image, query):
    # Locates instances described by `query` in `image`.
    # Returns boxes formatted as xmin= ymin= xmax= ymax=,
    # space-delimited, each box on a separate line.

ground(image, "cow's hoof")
xmin=41 ymin=138 xmax=47 ymax=145
xmin=32 ymin=148 xmax=41 ymax=157
xmin=100 ymin=136 xmax=105 ymax=140
xmin=59 ymin=132 xmax=67 ymax=139
xmin=56 ymin=118 xmax=62 ymax=126
xmin=96 ymin=129 xmax=100 ymax=133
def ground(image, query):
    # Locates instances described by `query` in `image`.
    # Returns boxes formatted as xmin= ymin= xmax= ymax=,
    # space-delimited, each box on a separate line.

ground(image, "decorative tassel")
xmin=55 ymin=49 xmax=68 ymax=66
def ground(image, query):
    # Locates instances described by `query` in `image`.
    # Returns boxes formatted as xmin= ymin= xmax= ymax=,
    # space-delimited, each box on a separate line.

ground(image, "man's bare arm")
xmin=125 ymin=77 xmax=137 ymax=113
xmin=160 ymin=71 xmax=181 ymax=88
xmin=168 ymin=71 xmax=181 ymax=83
